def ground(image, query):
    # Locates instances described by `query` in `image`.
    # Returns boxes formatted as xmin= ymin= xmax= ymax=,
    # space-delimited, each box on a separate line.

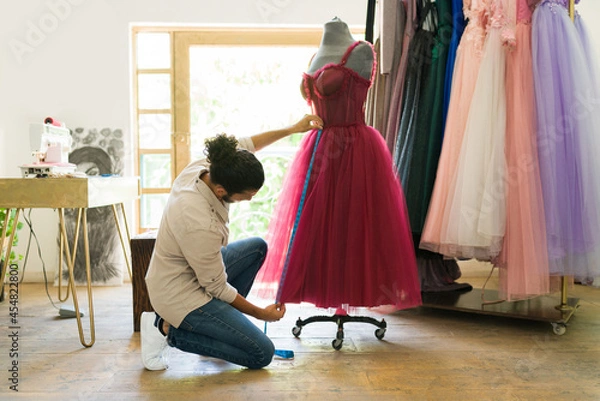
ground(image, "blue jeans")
xmin=166 ymin=237 xmax=274 ymax=369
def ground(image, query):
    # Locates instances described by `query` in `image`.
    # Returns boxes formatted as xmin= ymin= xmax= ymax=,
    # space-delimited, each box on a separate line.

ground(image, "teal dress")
xmin=394 ymin=0 xmax=470 ymax=293
xmin=394 ymin=0 xmax=451 ymax=235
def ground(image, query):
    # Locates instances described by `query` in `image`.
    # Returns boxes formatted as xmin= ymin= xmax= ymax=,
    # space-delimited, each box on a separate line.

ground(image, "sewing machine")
xmin=20 ymin=122 xmax=77 ymax=177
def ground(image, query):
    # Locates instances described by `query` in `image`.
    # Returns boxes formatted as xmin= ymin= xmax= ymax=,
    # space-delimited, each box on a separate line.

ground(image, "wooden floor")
xmin=1 ymin=263 xmax=599 ymax=400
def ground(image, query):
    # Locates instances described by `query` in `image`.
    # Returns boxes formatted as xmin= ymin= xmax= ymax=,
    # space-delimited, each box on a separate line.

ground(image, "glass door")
xmin=173 ymin=29 xmax=321 ymax=240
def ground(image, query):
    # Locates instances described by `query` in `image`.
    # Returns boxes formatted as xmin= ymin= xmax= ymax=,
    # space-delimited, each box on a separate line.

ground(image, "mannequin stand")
xmin=292 ymin=308 xmax=387 ymax=350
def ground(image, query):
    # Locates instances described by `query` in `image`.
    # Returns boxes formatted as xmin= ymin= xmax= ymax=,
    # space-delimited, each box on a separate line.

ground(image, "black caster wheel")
xmin=292 ymin=326 xmax=302 ymax=337
xmin=375 ymin=328 xmax=386 ymax=340
xmin=332 ymin=338 xmax=343 ymax=350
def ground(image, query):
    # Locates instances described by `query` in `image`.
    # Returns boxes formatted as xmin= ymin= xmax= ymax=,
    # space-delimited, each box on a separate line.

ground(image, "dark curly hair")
xmin=204 ymin=134 xmax=264 ymax=194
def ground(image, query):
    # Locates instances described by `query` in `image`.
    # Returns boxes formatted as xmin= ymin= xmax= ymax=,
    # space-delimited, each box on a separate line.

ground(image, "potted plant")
xmin=0 ymin=208 xmax=24 ymax=302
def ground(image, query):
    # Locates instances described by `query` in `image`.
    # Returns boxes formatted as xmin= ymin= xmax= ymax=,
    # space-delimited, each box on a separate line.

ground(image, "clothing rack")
xmin=360 ymin=0 xmax=585 ymax=337
xmin=366 ymin=0 xmax=582 ymax=335
xmin=420 ymin=0 xmax=580 ymax=335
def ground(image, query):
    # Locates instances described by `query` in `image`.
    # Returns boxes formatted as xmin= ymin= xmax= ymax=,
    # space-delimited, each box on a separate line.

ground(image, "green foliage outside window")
xmin=228 ymin=153 xmax=295 ymax=241
xmin=188 ymin=46 xmax=316 ymax=241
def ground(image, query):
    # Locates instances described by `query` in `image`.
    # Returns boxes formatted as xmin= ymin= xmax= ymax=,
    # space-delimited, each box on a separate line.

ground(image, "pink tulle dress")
xmin=254 ymin=41 xmax=422 ymax=310
xmin=420 ymin=0 xmax=490 ymax=255
xmin=495 ymin=0 xmax=551 ymax=300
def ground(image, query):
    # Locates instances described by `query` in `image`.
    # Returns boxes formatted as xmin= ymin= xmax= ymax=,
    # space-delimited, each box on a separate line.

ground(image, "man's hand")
xmin=290 ymin=114 xmax=324 ymax=133
xmin=251 ymin=114 xmax=324 ymax=151
xmin=261 ymin=303 xmax=286 ymax=322
xmin=230 ymin=295 xmax=286 ymax=322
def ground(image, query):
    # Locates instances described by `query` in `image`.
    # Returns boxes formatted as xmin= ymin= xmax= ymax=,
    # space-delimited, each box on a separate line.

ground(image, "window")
xmin=132 ymin=27 xmax=361 ymax=238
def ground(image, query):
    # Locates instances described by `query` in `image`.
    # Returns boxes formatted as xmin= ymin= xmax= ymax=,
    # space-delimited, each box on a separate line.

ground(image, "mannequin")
xmin=306 ymin=17 xmax=374 ymax=80
xmin=256 ymin=16 xmax=421 ymax=348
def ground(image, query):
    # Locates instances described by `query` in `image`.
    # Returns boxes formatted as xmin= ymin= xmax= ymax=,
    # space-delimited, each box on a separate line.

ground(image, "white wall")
xmin=0 ymin=0 xmax=367 ymax=282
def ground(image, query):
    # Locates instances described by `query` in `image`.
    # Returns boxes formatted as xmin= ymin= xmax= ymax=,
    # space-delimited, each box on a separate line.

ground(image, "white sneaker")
xmin=141 ymin=312 xmax=169 ymax=370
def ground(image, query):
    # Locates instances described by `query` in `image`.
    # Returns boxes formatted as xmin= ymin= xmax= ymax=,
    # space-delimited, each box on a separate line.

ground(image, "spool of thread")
xmin=44 ymin=117 xmax=63 ymax=127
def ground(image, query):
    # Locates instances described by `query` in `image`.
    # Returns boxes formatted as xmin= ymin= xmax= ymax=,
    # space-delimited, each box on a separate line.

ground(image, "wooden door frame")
xmin=172 ymin=28 xmax=323 ymax=175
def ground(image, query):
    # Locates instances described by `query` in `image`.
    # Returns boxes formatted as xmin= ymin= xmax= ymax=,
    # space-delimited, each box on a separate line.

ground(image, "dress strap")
xmin=340 ymin=41 xmax=363 ymax=65
xmin=340 ymin=40 xmax=377 ymax=83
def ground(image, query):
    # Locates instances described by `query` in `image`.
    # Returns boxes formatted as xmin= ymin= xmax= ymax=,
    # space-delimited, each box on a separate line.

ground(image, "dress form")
xmin=255 ymin=13 xmax=422 ymax=347
xmin=307 ymin=17 xmax=374 ymax=80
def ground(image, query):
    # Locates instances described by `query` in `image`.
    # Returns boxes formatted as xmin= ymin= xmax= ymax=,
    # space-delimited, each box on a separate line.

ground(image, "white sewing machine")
xmin=20 ymin=122 xmax=77 ymax=178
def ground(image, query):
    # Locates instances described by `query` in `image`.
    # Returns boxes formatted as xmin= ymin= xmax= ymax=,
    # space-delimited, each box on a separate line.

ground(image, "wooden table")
xmin=0 ymin=177 xmax=139 ymax=347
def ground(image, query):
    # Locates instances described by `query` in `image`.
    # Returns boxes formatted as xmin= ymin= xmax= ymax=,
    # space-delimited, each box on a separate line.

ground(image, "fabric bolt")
xmin=254 ymin=41 xmax=421 ymax=310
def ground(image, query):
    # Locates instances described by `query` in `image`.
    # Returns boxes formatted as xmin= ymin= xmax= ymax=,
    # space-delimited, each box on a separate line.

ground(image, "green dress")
xmin=394 ymin=0 xmax=451 ymax=235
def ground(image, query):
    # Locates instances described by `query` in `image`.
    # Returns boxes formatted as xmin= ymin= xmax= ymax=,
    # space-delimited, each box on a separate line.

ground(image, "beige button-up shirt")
xmin=145 ymin=137 xmax=255 ymax=328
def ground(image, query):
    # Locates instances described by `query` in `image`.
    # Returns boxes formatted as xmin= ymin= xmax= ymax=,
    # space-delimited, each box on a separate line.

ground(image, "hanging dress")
xmin=393 ymin=0 xmax=439 ymax=234
xmin=532 ymin=0 xmax=600 ymax=279
xmin=366 ymin=0 xmax=406 ymax=134
xmin=494 ymin=0 xmax=551 ymax=301
xmin=408 ymin=0 xmax=472 ymax=293
xmin=439 ymin=0 xmax=512 ymax=260
xmin=254 ymin=42 xmax=422 ymax=310
xmin=385 ymin=0 xmax=418 ymax=153
xmin=575 ymin=2 xmax=600 ymax=287
xmin=420 ymin=0 xmax=490 ymax=255
xmin=442 ymin=0 xmax=467 ymax=129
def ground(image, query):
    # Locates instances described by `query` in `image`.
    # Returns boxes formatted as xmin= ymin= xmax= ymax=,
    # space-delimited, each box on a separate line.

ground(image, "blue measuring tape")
xmin=275 ymin=129 xmax=323 ymax=303
xmin=263 ymin=129 xmax=323 ymax=359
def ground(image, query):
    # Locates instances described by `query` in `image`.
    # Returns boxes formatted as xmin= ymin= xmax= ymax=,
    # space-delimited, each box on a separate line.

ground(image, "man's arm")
xmin=250 ymin=114 xmax=323 ymax=152
xmin=230 ymin=294 xmax=286 ymax=322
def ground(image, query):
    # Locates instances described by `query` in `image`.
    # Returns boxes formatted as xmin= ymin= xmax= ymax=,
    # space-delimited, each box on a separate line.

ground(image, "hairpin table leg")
xmin=59 ymin=208 xmax=95 ymax=347
xmin=112 ymin=203 xmax=132 ymax=280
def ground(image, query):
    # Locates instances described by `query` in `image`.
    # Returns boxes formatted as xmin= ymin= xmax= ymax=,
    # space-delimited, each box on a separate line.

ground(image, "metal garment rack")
xmin=421 ymin=287 xmax=579 ymax=336
xmin=422 ymin=0 xmax=581 ymax=335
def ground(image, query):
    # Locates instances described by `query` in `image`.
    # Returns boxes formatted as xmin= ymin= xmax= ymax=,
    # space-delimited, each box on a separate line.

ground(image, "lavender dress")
xmin=532 ymin=0 xmax=600 ymax=279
